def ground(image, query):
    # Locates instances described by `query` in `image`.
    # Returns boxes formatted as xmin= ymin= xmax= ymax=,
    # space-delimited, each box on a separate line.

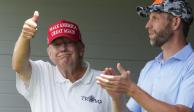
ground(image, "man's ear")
xmin=79 ymin=47 xmax=85 ymax=57
xmin=47 ymin=46 xmax=52 ymax=57
xmin=78 ymin=42 xmax=85 ymax=57
xmin=47 ymin=46 xmax=56 ymax=65
xmin=172 ymin=16 xmax=182 ymax=30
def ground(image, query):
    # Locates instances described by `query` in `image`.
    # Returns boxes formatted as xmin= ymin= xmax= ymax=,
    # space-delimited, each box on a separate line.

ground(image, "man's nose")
xmin=145 ymin=19 xmax=151 ymax=29
xmin=58 ymin=43 xmax=67 ymax=51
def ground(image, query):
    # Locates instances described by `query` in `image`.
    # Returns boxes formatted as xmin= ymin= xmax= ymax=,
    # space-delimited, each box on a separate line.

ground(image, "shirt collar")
xmin=55 ymin=61 xmax=93 ymax=85
xmin=155 ymin=43 xmax=193 ymax=62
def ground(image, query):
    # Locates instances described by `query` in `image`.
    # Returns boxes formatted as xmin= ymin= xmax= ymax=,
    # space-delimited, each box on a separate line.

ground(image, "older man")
xmin=12 ymin=11 xmax=112 ymax=112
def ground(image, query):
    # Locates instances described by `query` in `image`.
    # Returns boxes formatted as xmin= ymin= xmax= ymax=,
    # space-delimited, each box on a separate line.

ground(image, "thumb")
xmin=126 ymin=70 xmax=131 ymax=79
xmin=117 ymin=63 xmax=127 ymax=75
xmin=31 ymin=11 xmax=39 ymax=22
xmin=117 ymin=63 xmax=130 ymax=78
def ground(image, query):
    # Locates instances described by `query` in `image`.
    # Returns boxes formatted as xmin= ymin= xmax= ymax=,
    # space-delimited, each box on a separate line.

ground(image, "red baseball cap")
xmin=47 ymin=20 xmax=82 ymax=45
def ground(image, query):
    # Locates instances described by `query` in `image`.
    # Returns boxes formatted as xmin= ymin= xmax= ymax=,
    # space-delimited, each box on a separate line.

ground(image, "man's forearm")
xmin=12 ymin=34 xmax=31 ymax=75
xmin=112 ymin=96 xmax=130 ymax=112
xmin=129 ymin=85 xmax=191 ymax=112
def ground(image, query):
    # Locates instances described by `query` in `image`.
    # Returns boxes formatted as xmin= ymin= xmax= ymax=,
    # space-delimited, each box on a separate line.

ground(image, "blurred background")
xmin=0 ymin=0 xmax=193 ymax=111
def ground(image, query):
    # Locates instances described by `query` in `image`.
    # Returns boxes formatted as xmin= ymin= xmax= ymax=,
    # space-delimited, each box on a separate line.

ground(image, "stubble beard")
xmin=149 ymin=24 xmax=173 ymax=47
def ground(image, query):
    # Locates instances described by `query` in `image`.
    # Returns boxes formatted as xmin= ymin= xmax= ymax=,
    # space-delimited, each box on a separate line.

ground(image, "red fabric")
xmin=47 ymin=20 xmax=81 ymax=45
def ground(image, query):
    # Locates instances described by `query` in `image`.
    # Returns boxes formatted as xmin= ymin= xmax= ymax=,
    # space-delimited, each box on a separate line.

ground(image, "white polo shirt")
xmin=16 ymin=60 xmax=112 ymax=112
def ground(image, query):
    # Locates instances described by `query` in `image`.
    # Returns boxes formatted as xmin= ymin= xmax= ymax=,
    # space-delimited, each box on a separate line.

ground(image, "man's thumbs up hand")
xmin=21 ymin=11 xmax=40 ymax=39
xmin=32 ymin=11 xmax=39 ymax=23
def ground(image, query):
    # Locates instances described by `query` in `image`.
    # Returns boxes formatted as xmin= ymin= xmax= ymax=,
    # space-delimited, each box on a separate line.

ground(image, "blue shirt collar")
xmin=155 ymin=43 xmax=193 ymax=62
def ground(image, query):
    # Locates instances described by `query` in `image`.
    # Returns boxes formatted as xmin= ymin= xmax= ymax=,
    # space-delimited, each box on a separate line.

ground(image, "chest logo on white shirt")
xmin=81 ymin=95 xmax=102 ymax=104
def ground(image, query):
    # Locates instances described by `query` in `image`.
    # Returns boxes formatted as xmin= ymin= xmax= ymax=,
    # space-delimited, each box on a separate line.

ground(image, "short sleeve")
xmin=16 ymin=60 xmax=43 ymax=100
xmin=126 ymin=98 xmax=141 ymax=112
xmin=176 ymin=65 xmax=194 ymax=110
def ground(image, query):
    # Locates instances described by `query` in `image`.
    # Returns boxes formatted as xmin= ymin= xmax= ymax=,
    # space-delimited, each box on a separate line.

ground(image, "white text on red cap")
xmin=49 ymin=23 xmax=77 ymax=32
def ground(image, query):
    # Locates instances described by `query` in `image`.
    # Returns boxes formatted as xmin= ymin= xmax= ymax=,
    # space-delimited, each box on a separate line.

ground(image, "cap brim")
xmin=137 ymin=3 xmax=165 ymax=18
xmin=136 ymin=6 xmax=150 ymax=17
xmin=48 ymin=34 xmax=80 ymax=45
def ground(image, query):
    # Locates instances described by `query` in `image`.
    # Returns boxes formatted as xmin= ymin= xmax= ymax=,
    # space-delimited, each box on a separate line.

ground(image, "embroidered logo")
xmin=81 ymin=95 xmax=102 ymax=104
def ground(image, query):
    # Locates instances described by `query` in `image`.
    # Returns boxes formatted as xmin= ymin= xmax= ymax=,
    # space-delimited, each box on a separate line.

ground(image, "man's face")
xmin=48 ymin=37 xmax=84 ymax=70
xmin=145 ymin=12 xmax=173 ymax=47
